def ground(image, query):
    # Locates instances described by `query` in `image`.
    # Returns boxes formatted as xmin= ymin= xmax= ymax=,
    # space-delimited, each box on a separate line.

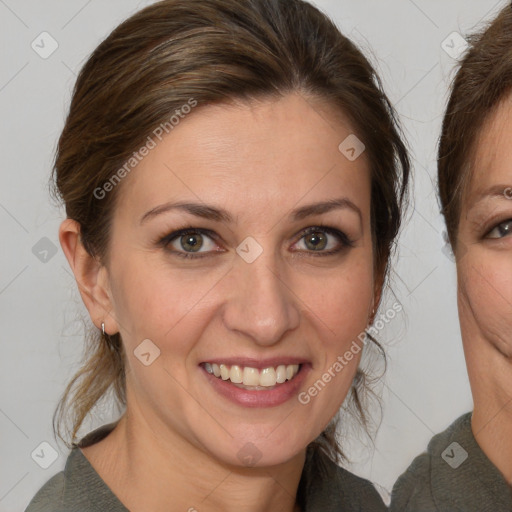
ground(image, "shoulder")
xmin=331 ymin=462 xmax=387 ymax=509
xmin=25 ymin=471 xmax=67 ymax=512
xmin=25 ymin=423 xmax=126 ymax=512
xmin=389 ymin=448 xmax=433 ymax=512
xmin=24 ymin=449 xmax=91 ymax=512
xmin=390 ymin=413 xmax=471 ymax=512
xmin=390 ymin=412 xmax=512 ymax=512
xmin=303 ymin=450 xmax=387 ymax=511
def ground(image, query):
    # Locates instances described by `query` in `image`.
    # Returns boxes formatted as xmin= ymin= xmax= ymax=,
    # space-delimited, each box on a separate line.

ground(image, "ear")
xmin=59 ymin=218 xmax=118 ymax=335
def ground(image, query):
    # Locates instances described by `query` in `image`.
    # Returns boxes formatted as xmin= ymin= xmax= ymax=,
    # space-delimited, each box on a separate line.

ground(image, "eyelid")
xmin=485 ymin=218 xmax=512 ymax=239
xmin=158 ymin=224 xmax=354 ymax=258
xmin=292 ymin=225 xmax=355 ymax=249
xmin=476 ymin=209 xmax=512 ymax=236
xmin=159 ymin=227 xmax=219 ymax=245
xmin=158 ymin=227 xmax=223 ymax=256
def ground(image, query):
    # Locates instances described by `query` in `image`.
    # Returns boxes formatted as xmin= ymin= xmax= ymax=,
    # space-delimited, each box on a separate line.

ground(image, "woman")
xmin=391 ymin=5 xmax=512 ymax=511
xmin=26 ymin=0 xmax=409 ymax=510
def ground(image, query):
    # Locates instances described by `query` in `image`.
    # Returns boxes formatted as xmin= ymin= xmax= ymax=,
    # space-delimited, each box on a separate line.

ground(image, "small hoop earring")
xmin=101 ymin=322 xmax=106 ymax=336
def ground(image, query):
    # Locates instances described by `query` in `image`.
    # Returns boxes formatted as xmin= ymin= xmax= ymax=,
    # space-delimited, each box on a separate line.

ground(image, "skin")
xmin=456 ymin=96 xmax=512 ymax=485
xmin=60 ymin=93 xmax=378 ymax=512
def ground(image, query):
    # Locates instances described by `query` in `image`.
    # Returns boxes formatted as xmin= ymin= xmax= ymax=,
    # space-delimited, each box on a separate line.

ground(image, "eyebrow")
xmin=139 ymin=197 xmax=362 ymax=225
xmin=468 ymin=184 xmax=512 ymax=208
xmin=140 ymin=202 xmax=231 ymax=224
xmin=292 ymin=198 xmax=362 ymax=223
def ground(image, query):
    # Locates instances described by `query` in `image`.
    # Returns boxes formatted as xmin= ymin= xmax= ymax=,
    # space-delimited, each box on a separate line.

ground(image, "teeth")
xmin=243 ymin=367 xmax=260 ymax=386
xmin=230 ymin=365 xmax=243 ymax=383
xmin=276 ymin=365 xmax=286 ymax=383
xmin=204 ymin=363 xmax=300 ymax=387
xmin=220 ymin=364 xmax=230 ymax=380
xmin=260 ymin=367 xmax=277 ymax=387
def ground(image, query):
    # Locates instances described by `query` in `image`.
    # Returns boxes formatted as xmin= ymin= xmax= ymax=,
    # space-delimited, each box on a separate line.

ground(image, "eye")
xmin=292 ymin=226 xmax=354 ymax=254
xmin=486 ymin=220 xmax=512 ymax=239
xmin=161 ymin=228 xmax=221 ymax=258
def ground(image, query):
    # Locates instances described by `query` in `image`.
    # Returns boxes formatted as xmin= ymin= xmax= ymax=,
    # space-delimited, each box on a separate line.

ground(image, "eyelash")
xmin=484 ymin=218 xmax=512 ymax=240
xmin=157 ymin=225 xmax=354 ymax=259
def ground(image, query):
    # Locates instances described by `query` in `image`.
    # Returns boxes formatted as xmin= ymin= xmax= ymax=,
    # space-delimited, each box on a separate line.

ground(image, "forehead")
xmin=115 ymin=93 xmax=371 ymax=223
xmin=467 ymin=96 xmax=512 ymax=200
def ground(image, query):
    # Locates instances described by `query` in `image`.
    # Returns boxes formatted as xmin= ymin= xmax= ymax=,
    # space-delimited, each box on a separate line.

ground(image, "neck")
xmin=82 ymin=401 xmax=305 ymax=512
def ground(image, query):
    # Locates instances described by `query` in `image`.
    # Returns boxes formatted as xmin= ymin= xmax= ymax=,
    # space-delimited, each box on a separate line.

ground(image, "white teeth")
xmin=220 ymin=364 xmax=230 ymax=380
xmin=243 ymin=367 xmax=260 ymax=386
xmin=276 ymin=365 xmax=286 ymax=383
xmin=230 ymin=365 xmax=243 ymax=383
xmin=260 ymin=367 xmax=277 ymax=387
xmin=205 ymin=363 xmax=301 ymax=387
xmin=286 ymin=365 xmax=298 ymax=380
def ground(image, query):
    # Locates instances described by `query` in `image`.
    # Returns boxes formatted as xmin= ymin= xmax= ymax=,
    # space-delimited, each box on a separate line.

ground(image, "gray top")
xmin=25 ymin=423 xmax=386 ymax=511
xmin=390 ymin=412 xmax=512 ymax=512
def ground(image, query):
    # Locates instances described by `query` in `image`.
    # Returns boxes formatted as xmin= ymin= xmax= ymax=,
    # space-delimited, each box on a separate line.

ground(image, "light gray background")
xmin=0 ymin=0 xmax=505 ymax=510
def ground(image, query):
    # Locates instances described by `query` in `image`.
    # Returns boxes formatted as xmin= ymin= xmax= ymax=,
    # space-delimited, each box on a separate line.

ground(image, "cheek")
xmin=111 ymin=247 xmax=374 ymax=375
xmin=110 ymin=255 xmax=230 ymax=354
xmin=303 ymin=259 xmax=374 ymax=339
xmin=458 ymin=255 xmax=512 ymax=356
xmin=293 ymin=260 xmax=374 ymax=422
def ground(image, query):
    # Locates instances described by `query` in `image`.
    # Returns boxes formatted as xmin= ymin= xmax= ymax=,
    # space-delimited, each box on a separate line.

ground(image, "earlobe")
xmin=58 ymin=218 xmax=118 ymax=334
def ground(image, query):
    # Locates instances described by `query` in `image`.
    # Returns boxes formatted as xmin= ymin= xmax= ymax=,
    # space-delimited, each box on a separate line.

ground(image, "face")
xmin=101 ymin=93 xmax=375 ymax=467
xmin=457 ymin=96 xmax=512 ymax=377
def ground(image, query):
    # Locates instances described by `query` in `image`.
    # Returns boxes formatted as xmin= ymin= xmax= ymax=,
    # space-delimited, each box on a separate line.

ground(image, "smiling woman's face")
xmin=457 ymin=97 xmax=512 ymax=385
xmin=101 ymin=93 xmax=375 ymax=467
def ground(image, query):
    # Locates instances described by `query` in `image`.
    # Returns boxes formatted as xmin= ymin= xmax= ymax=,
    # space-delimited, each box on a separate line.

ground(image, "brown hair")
xmin=52 ymin=0 xmax=409 ymax=488
xmin=438 ymin=5 xmax=512 ymax=248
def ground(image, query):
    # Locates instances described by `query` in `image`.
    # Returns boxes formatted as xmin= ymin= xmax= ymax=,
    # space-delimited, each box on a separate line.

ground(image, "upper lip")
xmin=200 ymin=357 xmax=309 ymax=369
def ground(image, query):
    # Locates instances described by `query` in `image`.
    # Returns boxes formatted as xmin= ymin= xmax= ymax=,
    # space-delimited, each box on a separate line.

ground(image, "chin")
xmin=200 ymin=428 xmax=309 ymax=469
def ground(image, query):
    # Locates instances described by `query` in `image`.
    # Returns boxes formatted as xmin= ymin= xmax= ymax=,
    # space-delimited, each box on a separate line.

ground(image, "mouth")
xmin=202 ymin=362 xmax=301 ymax=390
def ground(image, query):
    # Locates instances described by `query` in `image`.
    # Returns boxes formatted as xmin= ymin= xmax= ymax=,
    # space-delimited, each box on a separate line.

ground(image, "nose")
xmin=222 ymin=249 xmax=301 ymax=346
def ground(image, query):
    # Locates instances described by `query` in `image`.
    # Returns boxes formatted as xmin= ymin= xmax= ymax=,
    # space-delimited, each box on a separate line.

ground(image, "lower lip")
xmin=201 ymin=365 xmax=310 ymax=408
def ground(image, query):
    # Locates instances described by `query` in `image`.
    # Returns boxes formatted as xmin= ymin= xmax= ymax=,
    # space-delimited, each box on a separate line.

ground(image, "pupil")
xmin=306 ymin=232 xmax=327 ymax=250
xmin=499 ymin=223 xmax=511 ymax=237
xmin=182 ymin=234 xmax=203 ymax=252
